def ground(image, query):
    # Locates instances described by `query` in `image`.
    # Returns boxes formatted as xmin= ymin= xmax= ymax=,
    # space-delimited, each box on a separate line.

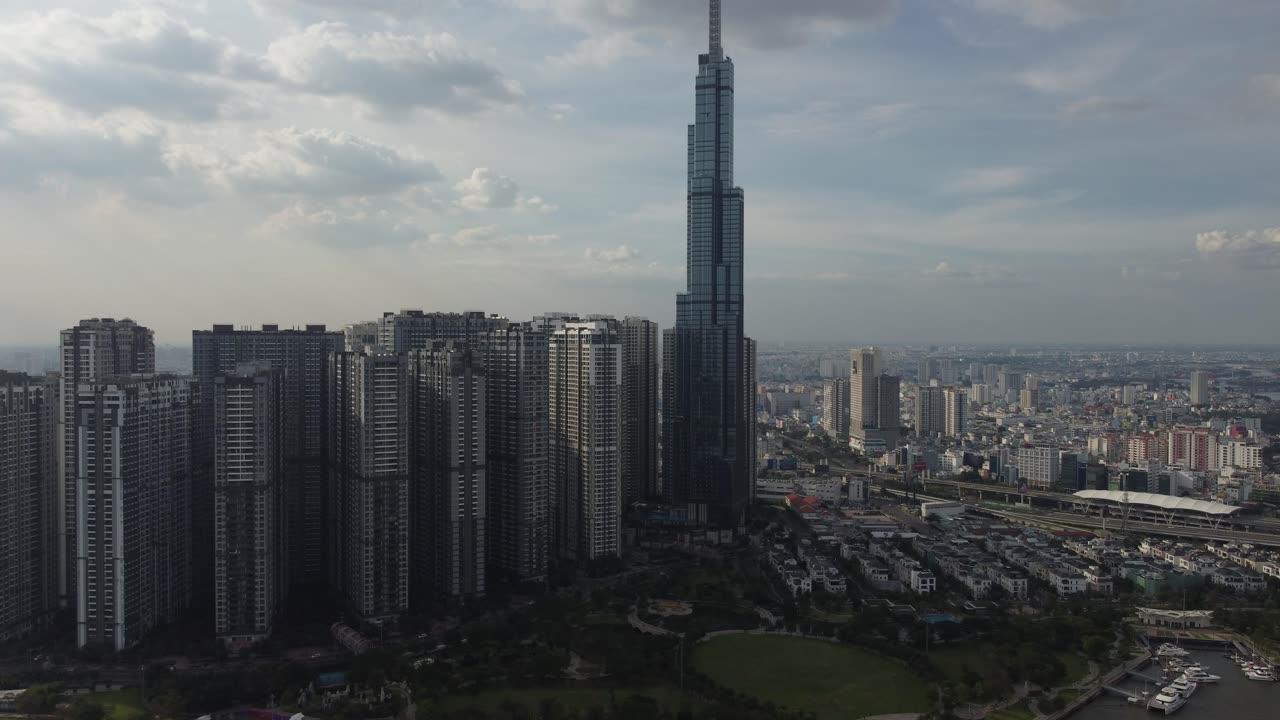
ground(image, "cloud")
xmin=1250 ymin=75 xmax=1280 ymax=101
xmin=1119 ymin=265 xmax=1183 ymax=281
xmin=253 ymin=0 xmax=447 ymax=20
xmin=547 ymin=103 xmax=576 ymax=121
xmin=923 ymin=262 xmax=1019 ymax=284
xmin=515 ymin=0 xmax=896 ymax=54
xmin=1195 ymin=228 xmax=1280 ymax=269
xmin=0 ymin=7 xmax=258 ymax=121
xmin=944 ymin=167 xmax=1034 ymax=194
xmin=1016 ymin=44 xmax=1128 ymax=94
xmin=766 ymin=100 xmax=921 ymax=139
xmin=255 ymin=199 xmax=425 ymax=246
xmin=1064 ymin=95 xmax=1151 ymax=116
xmin=454 ymin=168 xmax=557 ymax=212
xmin=585 ymin=244 xmax=640 ymax=263
xmin=424 ymin=225 xmax=508 ymax=249
xmin=964 ymin=0 xmax=1128 ymax=30
xmin=172 ymin=127 xmax=441 ymax=198
xmin=264 ymin=23 xmax=524 ymax=117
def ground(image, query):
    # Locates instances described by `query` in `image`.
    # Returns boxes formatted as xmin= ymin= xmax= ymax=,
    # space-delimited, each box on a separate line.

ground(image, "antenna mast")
xmin=709 ymin=0 xmax=723 ymax=57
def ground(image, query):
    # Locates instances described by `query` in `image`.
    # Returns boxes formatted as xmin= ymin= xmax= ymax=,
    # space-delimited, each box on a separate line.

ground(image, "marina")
xmin=1071 ymin=648 xmax=1277 ymax=719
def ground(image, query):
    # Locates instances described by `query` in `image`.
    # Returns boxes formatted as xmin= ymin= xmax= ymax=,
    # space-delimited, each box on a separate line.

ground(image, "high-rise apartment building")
xmin=75 ymin=376 xmax=191 ymax=650
xmin=943 ymin=387 xmax=968 ymax=438
xmin=915 ymin=386 xmax=945 ymax=437
xmin=821 ymin=378 xmax=850 ymax=437
xmin=1189 ymin=371 xmax=1210 ymax=406
xmin=482 ymin=325 xmax=549 ymax=584
xmin=971 ymin=384 xmax=992 ymax=405
xmin=193 ymin=325 xmax=344 ymax=592
xmin=344 ymin=322 xmax=379 ymax=352
xmin=59 ymin=318 xmax=155 ymax=606
xmin=328 ymin=349 xmax=410 ymax=621
xmin=1167 ymin=427 xmax=1219 ymax=471
xmin=410 ymin=343 xmax=487 ymax=600
xmin=213 ymin=364 xmax=284 ymax=649
xmin=1019 ymin=388 xmax=1038 ymax=410
xmin=1016 ymin=445 xmax=1060 ymax=490
xmin=620 ymin=318 xmax=659 ymax=505
xmin=664 ymin=0 xmax=751 ymax=531
xmin=744 ymin=337 xmax=758 ymax=485
xmin=876 ymin=375 xmax=901 ymax=431
xmin=996 ymin=371 xmax=1023 ymax=402
xmin=0 ymin=374 xmax=58 ymax=642
xmin=550 ymin=322 xmax=622 ymax=562
xmin=378 ymin=310 xmax=508 ymax=354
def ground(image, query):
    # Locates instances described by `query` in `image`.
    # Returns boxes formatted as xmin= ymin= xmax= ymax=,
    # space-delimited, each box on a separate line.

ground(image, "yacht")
xmin=1167 ymin=676 xmax=1197 ymax=698
xmin=1147 ymin=689 xmax=1188 ymax=714
xmin=1157 ymin=643 xmax=1191 ymax=658
xmin=1245 ymin=667 xmax=1277 ymax=682
xmin=1183 ymin=669 xmax=1219 ymax=684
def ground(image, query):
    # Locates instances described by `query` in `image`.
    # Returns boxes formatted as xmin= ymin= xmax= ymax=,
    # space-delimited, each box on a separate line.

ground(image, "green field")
xmin=692 ymin=635 xmax=931 ymax=719
xmin=80 ymin=689 xmax=147 ymax=720
xmin=433 ymin=685 xmax=695 ymax=715
xmin=987 ymin=701 xmax=1035 ymax=720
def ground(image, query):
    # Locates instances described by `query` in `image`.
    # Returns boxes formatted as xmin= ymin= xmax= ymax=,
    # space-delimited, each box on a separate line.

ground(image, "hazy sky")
xmin=1 ymin=0 xmax=1278 ymax=346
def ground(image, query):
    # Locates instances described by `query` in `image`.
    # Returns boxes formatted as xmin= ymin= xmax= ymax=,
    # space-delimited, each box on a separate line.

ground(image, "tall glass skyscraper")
xmin=664 ymin=0 xmax=750 ymax=531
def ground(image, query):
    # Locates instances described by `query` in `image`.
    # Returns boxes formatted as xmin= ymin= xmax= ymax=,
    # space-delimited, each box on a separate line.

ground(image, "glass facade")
xmin=665 ymin=1 xmax=749 ymax=530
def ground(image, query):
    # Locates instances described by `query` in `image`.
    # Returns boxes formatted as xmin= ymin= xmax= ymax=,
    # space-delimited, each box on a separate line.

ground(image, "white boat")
xmin=1157 ymin=643 xmax=1191 ymax=658
xmin=1183 ymin=669 xmax=1219 ymax=684
xmin=1167 ymin=676 xmax=1197 ymax=698
xmin=1245 ymin=668 xmax=1277 ymax=682
xmin=1147 ymin=690 xmax=1188 ymax=714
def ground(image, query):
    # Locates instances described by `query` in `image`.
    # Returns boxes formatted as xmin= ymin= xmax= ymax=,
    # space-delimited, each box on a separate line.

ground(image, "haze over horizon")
xmin=1 ymin=0 xmax=1278 ymax=346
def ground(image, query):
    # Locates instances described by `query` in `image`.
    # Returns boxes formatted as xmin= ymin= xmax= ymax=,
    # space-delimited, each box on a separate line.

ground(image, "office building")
xmin=482 ymin=325 xmax=550 ymax=584
xmin=0 ymin=374 xmax=58 ymax=642
xmin=329 ymin=349 xmax=410 ymax=621
xmin=59 ymin=318 xmax=155 ymax=606
xmin=378 ymin=310 xmax=508 ymax=353
xmin=193 ymin=324 xmax=344 ymax=591
xmin=996 ymin=371 xmax=1023 ymax=402
xmin=917 ymin=358 xmax=936 ymax=385
xmin=744 ymin=337 xmax=758 ymax=484
xmin=1016 ymin=445 xmax=1060 ymax=490
xmin=75 ymin=376 xmax=191 ymax=650
xmin=550 ymin=322 xmax=622 ymax=561
xmin=344 ymin=322 xmax=379 ymax=352
xmin=1020 ymin=388 xmax=1039 ymax=410
xmin=663 ymin=0 xmax=751 ymax=532
xmin=876 ymin=375 xmax=901 ymax=431
xmin=849 ymin=347 xmax=883 ymax=431
xmin=411 ymin=343 xmax=487 ymax=601
xmin=822 ymin=378 xmax=850 ymax=437
xmin=213 ymin=364 xmax=284 ymax=649
xmin=620 ymin=318 xmax=659 ymax=505
xmin=1190 ymin=371 xmax=1210 ymax=406
xmin=915 ymin=386 xmax=945 ymax=437
xmin=943 ymin=387 xmax=967 ymax=438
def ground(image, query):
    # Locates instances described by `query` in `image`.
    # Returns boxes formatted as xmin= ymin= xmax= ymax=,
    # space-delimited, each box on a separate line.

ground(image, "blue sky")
xmin=0 ymin=0 xmax=1277 ymax=345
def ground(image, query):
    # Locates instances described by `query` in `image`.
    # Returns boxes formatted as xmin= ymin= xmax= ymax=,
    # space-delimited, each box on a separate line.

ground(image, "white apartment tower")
xmin=329 ymin=349 xmax=410 ymax=621
xmin=849 ymin=347 xmax=882 ymax=431
xmin=75 ymin=376 xmax=190 ymax=650
xmin=822 ymin=378 xmax=850 ymax=437
xmin=1189 ymin=371 xmax=1210 ymax=406
xmin=59 ymin=319 xmax=154 ymax=606
xmin=213 ymin=364 xmax=284 ymax=649
xmin=549 ymin=322 xmax=622 ymax=562
xmin=944 ymin=387 xmax=968 ymax=438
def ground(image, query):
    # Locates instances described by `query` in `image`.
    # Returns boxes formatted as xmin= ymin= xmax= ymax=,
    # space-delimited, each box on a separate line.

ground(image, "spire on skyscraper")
xmin=709 ymin=0 xmax=723 ymax=58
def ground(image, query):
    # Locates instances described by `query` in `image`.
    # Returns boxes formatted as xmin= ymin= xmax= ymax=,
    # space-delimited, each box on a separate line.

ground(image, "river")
xmin=1071 ymin=649 xmax=1276 ymax=720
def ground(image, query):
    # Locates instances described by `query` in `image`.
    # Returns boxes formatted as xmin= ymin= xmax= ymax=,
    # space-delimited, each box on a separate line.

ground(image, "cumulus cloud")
xmin=1195 ymin=228 xmax=1280 ymax=269
xmin=255 ymin=199 xmax=424 ymax=246
xmin=1064 ymin=95 xmax=1151 ymax=116
xmin=923 ymin=262 xmax=1019 ymax=284
xmin=454 ymin=168 xmax=557 ymax=212
xmin=964 ymin=0 xmax=1127 ymax=30
xmin=516 ymin=0 xmax=895 ymax=55
xmin=265 ymin=23 xmax=524 ymax=116
xmin=584 ymin=244 xmax=640 ymax=263
xmin=944 ymin=167 xmax=1034 ymax=194
xmin=171 ymin=127 xmax=441 ymax=198
xmin=253 ymin=0 xmax=447 ymax=19
xmin=424 ymin=225 xmax=508 ymax=249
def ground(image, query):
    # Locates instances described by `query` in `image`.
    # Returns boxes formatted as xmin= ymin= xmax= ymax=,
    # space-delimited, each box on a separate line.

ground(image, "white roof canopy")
xmin=1073 ymin=490 xmax=1241 ymax=516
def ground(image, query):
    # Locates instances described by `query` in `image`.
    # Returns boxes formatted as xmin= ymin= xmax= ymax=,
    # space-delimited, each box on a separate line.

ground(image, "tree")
xmin=70 ymin=701 xmax=106 ymax=720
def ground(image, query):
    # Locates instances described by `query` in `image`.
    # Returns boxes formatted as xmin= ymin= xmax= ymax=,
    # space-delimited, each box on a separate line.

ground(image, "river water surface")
xmin=1071 ymin=650 xmax=1277 ymax=720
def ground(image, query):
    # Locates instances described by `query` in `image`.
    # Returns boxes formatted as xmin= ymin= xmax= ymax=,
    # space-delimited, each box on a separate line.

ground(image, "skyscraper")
xmin=410 ymin=343 xmax=487 ymax=600
xmin=876 ymin=375 xmax=901 ymax=431
xmin=621 ymin=317 xmax=659 ymax=505
xmin=821 ymin=378 xmax=850 ymax=437
xmin=0 ymin=373 xmax=58 ymax=642
xmin=550 ymin=321 xmax=622 ymax=562
xmin=59 ymin=318 xmax=155 ymax=607
xmin=915 ymin=386 xmax=945 ymax=438
xmin=213 ymin=364 xmax=284 ymax=650
xmin=943 ymin=387 xmax=968 ymax=438
xmin=193 ymin=325 xmax=344 ymax=592
xmin=1189 ymin=371 xmax=1210 ymax=406
xmin=850 ymin=348 xmax=882 ymax=431
xmin=482 ymin=324 xmax=549 ymax=584
xmin=329 ymin=349 xmax=410 ymax=621
xmin=664 ymin=0 xmax=750 ymax=531
xmin=75 ymin=376 xmax=191 ymax=650
xmin=378 ymin=310 xmax=508 ymax=353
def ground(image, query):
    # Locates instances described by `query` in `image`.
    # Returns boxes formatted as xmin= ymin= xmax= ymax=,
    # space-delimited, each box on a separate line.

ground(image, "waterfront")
xmin=1072 ymin=650 xmax=1276 ymax=719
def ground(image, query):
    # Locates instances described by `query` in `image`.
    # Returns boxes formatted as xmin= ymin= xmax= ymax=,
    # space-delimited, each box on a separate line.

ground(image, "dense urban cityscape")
xmin=2 ymin=1 xmax=1279 ymax=720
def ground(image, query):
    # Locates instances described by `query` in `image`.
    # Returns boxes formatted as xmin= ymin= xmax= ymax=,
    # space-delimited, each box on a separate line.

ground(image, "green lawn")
xmin=80 ymin=689 xmax=146 ymax=720
xmin=987 ymin=701 xmax=1035 ymax=720
xmin=692 ymin=635 xmax=931 ymax=719
xmin=432 ymin=685 xmax=694 ymax=715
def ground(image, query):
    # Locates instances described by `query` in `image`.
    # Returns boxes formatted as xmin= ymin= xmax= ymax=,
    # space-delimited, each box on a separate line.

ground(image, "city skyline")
xmin=1 ymin=1 xmax=1278 ymax=346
